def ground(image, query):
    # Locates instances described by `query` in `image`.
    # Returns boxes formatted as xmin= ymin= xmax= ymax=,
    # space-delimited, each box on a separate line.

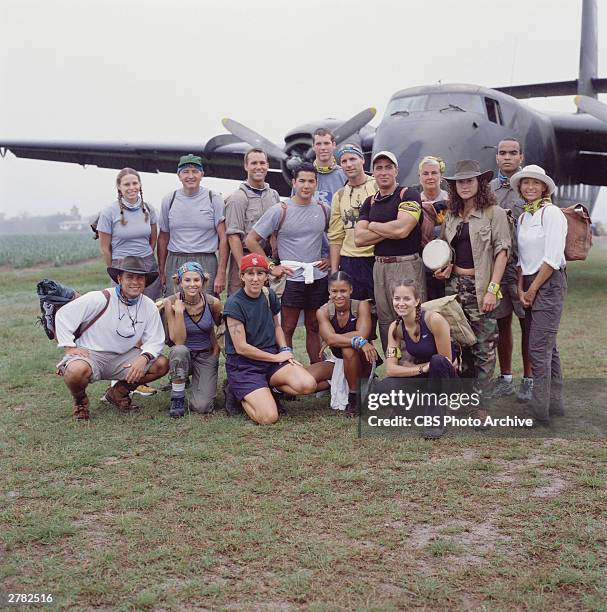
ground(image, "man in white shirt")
xmin=55 ymin=256 xmax=169 ymax=420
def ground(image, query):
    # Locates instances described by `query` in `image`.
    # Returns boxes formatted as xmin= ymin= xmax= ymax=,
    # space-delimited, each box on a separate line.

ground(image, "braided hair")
xmin=328 ymin=270 xmax=353 ymax=286
xmin=116 ymin=167 xmax=149 ymax=226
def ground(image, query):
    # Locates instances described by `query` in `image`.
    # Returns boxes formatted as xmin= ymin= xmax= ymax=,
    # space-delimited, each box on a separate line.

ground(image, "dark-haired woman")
xmin=382 ymin=279 xmax=457 ymax=438
xmin=511 ymin=165 xmax=567 ymax=426
xmin=307 ymin=271 xmax=378 ymax=416
xmin=97 ymin=167 xmax=162 ymax=300
xmin=435 ymin=160 xmax=511 ymax=406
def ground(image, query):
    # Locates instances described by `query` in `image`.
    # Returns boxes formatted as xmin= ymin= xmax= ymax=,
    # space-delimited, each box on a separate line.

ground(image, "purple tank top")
xmin=330 ymin=305 xmax=358 ymax=358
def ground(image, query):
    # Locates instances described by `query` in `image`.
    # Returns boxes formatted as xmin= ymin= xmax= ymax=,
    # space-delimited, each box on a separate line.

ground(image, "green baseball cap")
xmin=177 ymin=154 xmax=203 ymax=172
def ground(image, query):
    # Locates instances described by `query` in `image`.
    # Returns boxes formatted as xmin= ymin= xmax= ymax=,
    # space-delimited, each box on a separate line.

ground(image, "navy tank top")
xmin=400 ymin=314 xmax=438 ymax=364
xmin=330 ymin=305 xmax=358 ymax=358
xmin=184 ymin=298 xmax=213 ymax=351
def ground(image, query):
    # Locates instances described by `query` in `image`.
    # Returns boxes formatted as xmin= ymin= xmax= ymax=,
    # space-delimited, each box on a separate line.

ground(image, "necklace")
xmin=182 ymin=293 xmax=203 ymax=305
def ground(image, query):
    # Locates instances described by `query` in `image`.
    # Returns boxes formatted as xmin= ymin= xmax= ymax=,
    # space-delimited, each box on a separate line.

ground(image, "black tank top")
xmin=453 ymin=222 xmax=475 ymax=268
xmin=330 ymin=305 xmax=358 ymax=358
xmin=401 ymin=315 xmax=438 ymax=364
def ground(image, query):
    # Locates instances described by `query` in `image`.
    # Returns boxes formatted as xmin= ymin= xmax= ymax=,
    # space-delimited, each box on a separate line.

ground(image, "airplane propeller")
xmin=222 ymin=107 xmax=377 ymax=173
xmin=575 ymin=95 xmax=607 ymax=123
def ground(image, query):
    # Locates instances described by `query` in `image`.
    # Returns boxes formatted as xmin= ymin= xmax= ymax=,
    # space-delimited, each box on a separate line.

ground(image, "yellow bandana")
xmin=524 ymin=197 xmax=551 ymax=215
xmin=314 ymin=158 xmax=337 ymax=174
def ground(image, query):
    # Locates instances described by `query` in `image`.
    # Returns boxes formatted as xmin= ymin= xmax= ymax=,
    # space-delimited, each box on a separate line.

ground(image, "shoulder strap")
xmin=399 ymin=187 xmax=408 ymax=200
xmin=207 ymin=294 xmax=223 ymax=326
xmin=328 ymin=301 xmax=336 ymax=319
xmin=540 ymin=206 xmax=547 ymax=226
xmin=317 ymin=201 xmax=329 ymax=231
xmin=74 ymin=289 xmax=111 ymax=339
xmin=262 ymin=286 xmax=271 ymax=308
xmin=168 ymin=190 xmax=178 ymax=212
xmin=275 ymin=202 xmax=289 ymax=235
xmin=351 ymin=299 xmax=360 ymax=318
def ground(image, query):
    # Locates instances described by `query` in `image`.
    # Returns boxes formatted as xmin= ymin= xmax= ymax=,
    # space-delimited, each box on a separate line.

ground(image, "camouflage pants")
xmin=446 ymin=274 xmax=497 ymax=396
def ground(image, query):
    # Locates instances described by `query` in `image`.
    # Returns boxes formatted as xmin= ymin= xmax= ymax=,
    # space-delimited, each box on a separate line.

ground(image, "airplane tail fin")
xmin=578 ymin=0 xmax=598 ymax=98
xmin=495 ymin=0 xmax=606 ymax=99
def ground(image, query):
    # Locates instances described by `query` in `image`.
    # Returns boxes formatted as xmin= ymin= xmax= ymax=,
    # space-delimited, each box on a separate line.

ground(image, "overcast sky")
xmin=1 ymin=0 xmax=606 ymax=222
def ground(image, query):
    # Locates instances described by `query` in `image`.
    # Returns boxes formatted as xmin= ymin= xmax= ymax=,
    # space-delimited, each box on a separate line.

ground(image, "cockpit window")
xmin=385 ymin=93 xmax=486 ymax=117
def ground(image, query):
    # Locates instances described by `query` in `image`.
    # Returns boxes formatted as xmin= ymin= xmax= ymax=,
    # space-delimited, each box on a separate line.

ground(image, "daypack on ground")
xmin=36 ymin=279 xmax=110 ymax=341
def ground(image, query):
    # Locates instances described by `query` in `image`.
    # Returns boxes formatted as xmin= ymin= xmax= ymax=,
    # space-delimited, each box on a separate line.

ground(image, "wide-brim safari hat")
xmin=107 ymin=256 xmax=159 ymax=286
xmin=509 ymin=164 xmax=556 ymax=196
xmin=444 ymin=159 xmax=493 ymax=182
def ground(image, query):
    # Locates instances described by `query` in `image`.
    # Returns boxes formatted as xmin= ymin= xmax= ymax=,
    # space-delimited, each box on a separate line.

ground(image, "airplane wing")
xmin=0 ymin=137 xmax=291 ymax=194
xmin=494 ymin=78 xmax=607 ymax=99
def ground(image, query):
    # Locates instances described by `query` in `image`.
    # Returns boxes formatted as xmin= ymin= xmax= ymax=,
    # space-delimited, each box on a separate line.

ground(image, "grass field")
xmin=1 ymin=242 xmax=606 ymax=610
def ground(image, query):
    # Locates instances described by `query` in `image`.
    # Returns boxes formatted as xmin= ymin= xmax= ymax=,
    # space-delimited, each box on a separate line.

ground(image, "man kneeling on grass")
xmin=223 ymin=253 xmax=317 ymax=425
xmin=55 ymin=256 xmax=169 ymax=420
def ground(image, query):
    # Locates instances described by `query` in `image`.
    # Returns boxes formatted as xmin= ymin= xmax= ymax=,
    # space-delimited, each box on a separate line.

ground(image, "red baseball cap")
xmin=240 ymin=253 xmax=269 ymax=273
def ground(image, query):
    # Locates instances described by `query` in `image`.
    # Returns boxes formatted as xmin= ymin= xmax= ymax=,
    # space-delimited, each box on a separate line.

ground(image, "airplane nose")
xmin=372 ymin=113 xmax=497 ymax=186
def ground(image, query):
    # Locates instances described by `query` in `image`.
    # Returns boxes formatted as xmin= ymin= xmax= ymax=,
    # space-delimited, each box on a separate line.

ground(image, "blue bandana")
xmin=177 ymin=261 xmax=206 ymax=283
xmin=114 ymin=286 xmax=139 ymax=306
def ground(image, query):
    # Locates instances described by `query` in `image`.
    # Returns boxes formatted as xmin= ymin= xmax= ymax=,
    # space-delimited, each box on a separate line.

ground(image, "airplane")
xmin=1 ymin=0 xmax=606 ymax=213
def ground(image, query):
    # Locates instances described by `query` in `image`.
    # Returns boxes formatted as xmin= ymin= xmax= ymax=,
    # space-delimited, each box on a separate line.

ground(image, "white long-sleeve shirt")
xmin=56 ymin=288 xmax=165 ymax=357
xmin=517 ymin=204 xmax=567 ymax=275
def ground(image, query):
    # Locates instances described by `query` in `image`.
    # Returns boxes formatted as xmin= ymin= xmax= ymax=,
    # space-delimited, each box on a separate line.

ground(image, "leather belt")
xmin=375 ymin=254 xmax=419 ymax=264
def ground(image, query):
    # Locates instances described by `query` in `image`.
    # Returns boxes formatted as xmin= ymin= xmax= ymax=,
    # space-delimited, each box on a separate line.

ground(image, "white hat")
xmin=372 ymin=150 xmax=398 ymax=167
xmin=510 ymin=165 xmax=556 ymax=196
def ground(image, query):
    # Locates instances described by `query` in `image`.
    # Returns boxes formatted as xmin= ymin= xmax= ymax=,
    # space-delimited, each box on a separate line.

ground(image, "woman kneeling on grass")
xmin=383 ymin=279 xmax=458 ymax=438
xmin=307 ymin=271 xmax=378 ymax=417
xmin=164 ymin=262 xmax=223 ymax=418
xmin=223 ymin=254 xmax=317 ymax=425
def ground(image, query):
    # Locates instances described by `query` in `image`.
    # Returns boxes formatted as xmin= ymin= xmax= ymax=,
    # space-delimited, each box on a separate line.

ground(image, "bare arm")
xmin=425 ymin=311 xmax=453 ymax=362
xmin=330 ymin=244 xmax=341 ymax=274
xmin=228 ymin=233 xmax=245 ymax=268
xmin=157 ymin=231 xmax=170 ymax=283
xmin=149 ymin=223 xmax=158 ymax=252
xmin=368 ymin=211 xmax=418 ymax=240
xmin=226 ymin=317 xmax=291 ymax=362
xmin=482 ymin=250 xmax=509 ymax=313
xmin=244 ymin=229 xmax=267 ymax=256
xmin=385 ymin=321 xmax=429 ymax=377
xmin=98 ymin=231 xmax=112 ymax=267
xmin=166 ymin=297 xmax=187 ymax=346
xmin=214 ymin=221 xmax=228 ymax=295
xmin=355 ymin=220 xmax=383 ymax=247
xmin=274 ymin=314 xmax=289 ymax=349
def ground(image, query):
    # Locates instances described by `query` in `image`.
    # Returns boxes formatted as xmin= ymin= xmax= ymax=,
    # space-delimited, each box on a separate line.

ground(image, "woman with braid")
xmin=97 ymin=168 xmax=162 ymax=300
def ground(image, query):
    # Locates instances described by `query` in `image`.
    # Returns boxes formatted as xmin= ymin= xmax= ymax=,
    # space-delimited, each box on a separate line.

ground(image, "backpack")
xmin=521 ymin=204 xmax=592 ymax=262
xmin=271 ymin=201 xmax=330 ymax=260
xmin=37 ymin=279 xmax=110 ymax=341
xmin=393 ymin=295 xmax=476 ymax=348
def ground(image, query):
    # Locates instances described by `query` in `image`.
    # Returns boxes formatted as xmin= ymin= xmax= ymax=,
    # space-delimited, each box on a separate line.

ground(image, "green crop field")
xmin=1 ymin=241 xmax=606 ymax=609
xmin=0 ymin=233 xmax=99 ymax=268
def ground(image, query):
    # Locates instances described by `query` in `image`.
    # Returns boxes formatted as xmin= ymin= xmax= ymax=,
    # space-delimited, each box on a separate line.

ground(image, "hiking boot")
xmin=169 ymin=396 xmax=185 ymax=418
xmin=491 ymin=375 xmax=515 ymax=399
xmin=472 ymin=409 xmax=491 ymax=431
xmin=104 ymin=381 xmax=139 ymax=413
xmin=344 ymin=401 xmax=359 ymax=419
xmin=73 ymin=395 xmax=90 ymax=420
xmin=223 ymin=381 xmax=243 ymax=416
xmin=517 ymin=378 xmax=534 ymax=403
xmin=132 ymin=384 xmax=157 ymax=397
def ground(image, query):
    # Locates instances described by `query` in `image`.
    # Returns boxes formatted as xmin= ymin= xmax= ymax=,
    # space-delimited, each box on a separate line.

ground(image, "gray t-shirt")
xmin=159 ymin=187 xmax=225 ymax=253
xmin=96 ymin=201 xmax=158 ymax=258
xmin=316 ymin=168 xmax=347 ymax=206
xmin=253 ymin=199 xmax=330 ymax=282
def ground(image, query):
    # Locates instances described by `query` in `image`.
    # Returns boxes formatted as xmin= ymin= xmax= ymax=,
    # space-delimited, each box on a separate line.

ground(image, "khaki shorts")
xmin=56 ymin=347 xmax=152 ymax=383
xmin=494 ymin=281 xmax=525 ymax=320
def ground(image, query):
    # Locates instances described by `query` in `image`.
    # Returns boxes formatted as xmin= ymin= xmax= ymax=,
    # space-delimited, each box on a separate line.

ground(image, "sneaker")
xmin=73 ymin=395 xmax=90 ymax=420
xmin=272 ymin=391 xmax=288 ymax=416
xmin=169 ymin=396 xmax=185 ymax=418
xmin=491 ymin=375 xmax=515 ymax=399
xmin=131 ymin=384 xmax=157 ymax=397
xmin=517 ymin=378 xmax=533 ymax=403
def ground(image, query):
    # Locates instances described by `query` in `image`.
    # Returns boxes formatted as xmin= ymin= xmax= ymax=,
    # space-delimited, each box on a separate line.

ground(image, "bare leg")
xmin=497 ymin=313 xmax=513 ymax=374
xmin=519 ymin=317 xmax=532 ymax=378
xmin=341 ymin=347 xmax=362 ymax=390
xmin=270 ymin=362 xmax=317 ymax=396
xmin=281 ymin=306 xmax=300 ymax=348
xmin=303 ymin=308 xmax=321 ymax=364
xmin=63 ymin=359 xmax=92 ymax=398
xmin=307 ymin=361 xmax=334 ymax=392
xmin=242 ymin=387 xmax=278 ymax=425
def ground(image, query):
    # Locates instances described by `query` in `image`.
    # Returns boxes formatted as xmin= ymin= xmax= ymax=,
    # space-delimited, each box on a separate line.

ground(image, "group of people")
xmin=54 ymin=130 xmax=569 ymax=432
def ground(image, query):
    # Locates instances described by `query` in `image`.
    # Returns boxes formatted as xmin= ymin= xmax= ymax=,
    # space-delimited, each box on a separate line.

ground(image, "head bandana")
xmin=336 ymin=144 xmax=364 ymax=162
xmin=177 ymin=261 xmax=206 ymax=283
